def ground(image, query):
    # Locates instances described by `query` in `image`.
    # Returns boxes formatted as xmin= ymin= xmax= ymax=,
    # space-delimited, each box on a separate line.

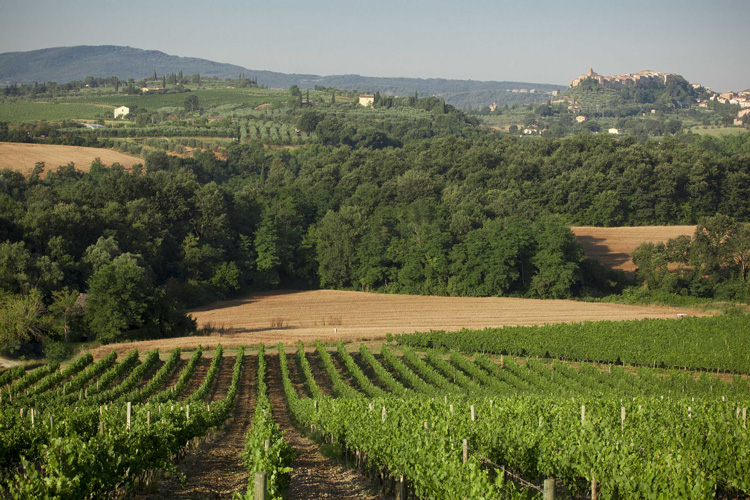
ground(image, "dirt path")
xmin=138 ymin=355 xmax=257 ymax=499
xmin=179 ymin=358 xmax=211 ymax=401
xmin=266 ymin=354 xmax=382 ymax=500
xmin=0 ymin=356 xmax=23 ymax=369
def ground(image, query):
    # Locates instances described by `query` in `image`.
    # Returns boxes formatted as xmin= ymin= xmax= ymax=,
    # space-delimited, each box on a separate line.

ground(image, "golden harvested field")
xmin=90 ymin=289 xmax=707 ymax=358
xmin=0 ymin=142 xmax=142 ymax=176
xmin=572 ymin=225 xmax=696 ymax=272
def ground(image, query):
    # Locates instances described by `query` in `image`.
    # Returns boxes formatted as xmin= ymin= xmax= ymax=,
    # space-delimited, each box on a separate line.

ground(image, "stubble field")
xmin=0 ymin=142 xmax=143 ymax=175
xmin=572 ymin=225 xmax=696 ymax=271
xmin=91 ymin=289 xmax=706 ymax=358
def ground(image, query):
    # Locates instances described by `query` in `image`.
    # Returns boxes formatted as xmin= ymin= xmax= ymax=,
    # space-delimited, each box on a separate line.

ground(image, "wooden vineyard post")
xmin=470 ymin=405 xmax=475 ymax=422
xmin=581 ymin=405 xmax=585 ymax=424
xmin=264 ymin=439 xmax=270 ymax=453
xmin=381 ymin=406 xmax=386 ymax=423
xmin=621 ymin=406 xmax=626 ymax=432
xmin=397 ymin=474 xmax=406 ymax=500
xmin=127 ymin=402 xmax=131 ymax=430
xmin=449 ymin=404 xmax=454 ymax=416
xmin=99 ymin=421 xmax=104 ymax=435
xmin=543 ymin=478 xmax=555 ymax=500
xmin=186 ymin=404 xmax=190 ymax=422
xmin=254 ymin=471 xmax=267 ymax=500
xmin=147 ymin=410 xmax=150 ymax=427
xmin=462 ymin=439 xmax=468 ymax=464
xmin=49 ymin=415 xmax=53 ymax=429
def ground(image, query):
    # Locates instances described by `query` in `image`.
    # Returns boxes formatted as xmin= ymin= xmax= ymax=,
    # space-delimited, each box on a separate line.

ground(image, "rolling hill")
xmin=0 ymin=45 xmax=565 ymax=108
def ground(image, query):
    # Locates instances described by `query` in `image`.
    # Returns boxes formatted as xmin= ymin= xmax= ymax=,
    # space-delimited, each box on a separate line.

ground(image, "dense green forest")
xmin=2 ymin=115 xmax=750 ymax=357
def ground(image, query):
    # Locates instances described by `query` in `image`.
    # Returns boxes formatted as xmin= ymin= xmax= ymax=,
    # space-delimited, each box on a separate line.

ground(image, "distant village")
xmin=570 ymin=68 xmax=750 ymax=126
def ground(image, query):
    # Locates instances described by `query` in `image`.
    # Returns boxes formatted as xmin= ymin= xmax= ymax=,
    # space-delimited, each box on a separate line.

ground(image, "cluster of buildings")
xmin=507 ymin=88 xmax=559 ymax=96
xmin=571 ymin=68 xmax=674 ymax=89
xmin=571 ymin=68 xmax=749 ymax=128
xmin=696 ymin=90 xmax=750 ymax=126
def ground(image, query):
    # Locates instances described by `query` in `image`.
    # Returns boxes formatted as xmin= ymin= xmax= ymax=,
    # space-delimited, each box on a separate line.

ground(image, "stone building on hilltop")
xmin=571 ymin=68 xmax=674 ymax=89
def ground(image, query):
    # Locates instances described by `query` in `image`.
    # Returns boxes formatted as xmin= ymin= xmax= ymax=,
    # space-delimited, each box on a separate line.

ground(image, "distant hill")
xmin=0 ymin=45 xmax=565 ymax=108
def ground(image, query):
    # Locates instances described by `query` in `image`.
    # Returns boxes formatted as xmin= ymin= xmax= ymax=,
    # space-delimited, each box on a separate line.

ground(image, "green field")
xmin=72 ymin=87 xmax=290 ymax=112
xmin=689 ymin=125 xmax=748 ymax=136
xmin=0 ymin=101 xmax=108 ymax=121
xmin=0 ymin=87 xmax=295 ymax=123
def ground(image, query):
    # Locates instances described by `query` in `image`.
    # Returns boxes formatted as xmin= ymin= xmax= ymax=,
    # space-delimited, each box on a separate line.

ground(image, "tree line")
xmin=1 ymin=129 xmax=749 ymax=357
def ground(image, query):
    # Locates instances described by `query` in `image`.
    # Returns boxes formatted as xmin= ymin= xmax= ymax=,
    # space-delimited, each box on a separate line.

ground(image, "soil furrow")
xmin=138 ymin=355 xmax=257 ymax=499
xmin=306 ymin=350 xmax=335 ymax=396
xmin=179 ymin=358 xmax=211 ymax=401
xmin=265 ymin=354 xmax=381 ymax=500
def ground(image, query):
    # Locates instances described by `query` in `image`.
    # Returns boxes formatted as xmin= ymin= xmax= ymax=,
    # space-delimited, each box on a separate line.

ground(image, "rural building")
xmin=576 ymin=115 xmax=587 ymax=123
xmin=489 ymin=102 xmax=498 ymax=112
xmin=141 ymin=87 xmax=162 ymax=93
xmin=738 ymin=109 xmax=750 ymax=118
xmin=114 ymin=106 xmax=130 ymax=119
xmin=608 ymin=128 xmax=622 ymax=135
xmin=359 ymin=95 xmax=375 ymax=107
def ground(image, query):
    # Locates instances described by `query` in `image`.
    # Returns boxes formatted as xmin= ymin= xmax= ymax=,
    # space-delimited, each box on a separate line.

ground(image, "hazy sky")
xmin=1 ymin=0 xmax=748 ymax=91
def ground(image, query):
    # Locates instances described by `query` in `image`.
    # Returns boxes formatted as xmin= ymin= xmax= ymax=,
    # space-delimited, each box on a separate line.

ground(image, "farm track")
xmin=265 ymin=355 xmax=382 ymax=500
xmin=137 ymin=355 xmax=257 ymax=499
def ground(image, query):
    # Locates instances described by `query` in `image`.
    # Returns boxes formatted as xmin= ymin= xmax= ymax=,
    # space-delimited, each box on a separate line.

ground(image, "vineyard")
xmin=0 ymin=337 xmax=748 ymax=499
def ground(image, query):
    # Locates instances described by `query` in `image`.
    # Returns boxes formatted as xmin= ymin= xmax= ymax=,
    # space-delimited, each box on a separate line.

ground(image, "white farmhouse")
xmin=114 ymin=106 xmax=130 ymax=119
xmin=359 ymin=94 xmax=375 ymax=107
xmin=608 ymin=128 xmax=622 ymax=135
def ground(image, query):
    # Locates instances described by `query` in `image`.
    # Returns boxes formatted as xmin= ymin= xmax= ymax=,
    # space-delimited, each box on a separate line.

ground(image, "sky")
xmin=0 ymin=0 xmax=748 ymax=91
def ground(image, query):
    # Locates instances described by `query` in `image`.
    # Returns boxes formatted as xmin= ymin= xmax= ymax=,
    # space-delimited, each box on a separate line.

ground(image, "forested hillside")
xmin=2 ymin=128 xmax=750 ymax=356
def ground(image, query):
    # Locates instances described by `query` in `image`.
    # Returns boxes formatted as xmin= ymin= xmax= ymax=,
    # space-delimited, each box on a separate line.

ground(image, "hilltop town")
xmin=570 ymin=68 xmax=750 ymax=121
xmin=572 ymin=67 xmax=750 ymax=105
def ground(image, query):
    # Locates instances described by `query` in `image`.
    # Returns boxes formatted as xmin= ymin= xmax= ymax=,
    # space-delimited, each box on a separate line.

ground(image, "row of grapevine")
xmin=237 ymin=344 xmax=295 ymax=499
xmin=294 ymin=345 xmax=750 ymax=499
xmin=394 ymin=314 xmax=750 ymax=372
xmin=279 ymin=343 xmax=528 ymax=499
xmin=0 ymin=345 xmax=246 ymax=498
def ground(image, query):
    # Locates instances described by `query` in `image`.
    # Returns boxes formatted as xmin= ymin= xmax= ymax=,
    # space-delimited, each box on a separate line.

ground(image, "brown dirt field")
xmin=572 ymin=225 xmax=696 ymax=272
xmin=90 ymin=290 xmax=707 ymax=359
xmin=0 ymin=142 xmax=143 ymax=176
